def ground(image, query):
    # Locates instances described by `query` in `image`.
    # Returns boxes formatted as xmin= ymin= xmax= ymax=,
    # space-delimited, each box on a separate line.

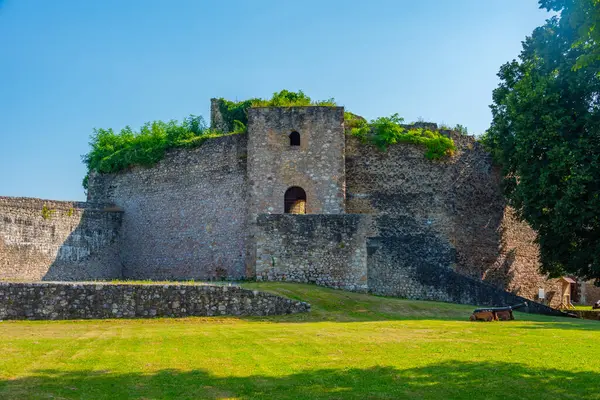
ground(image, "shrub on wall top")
xmin=81 ymin=115 xmax=236 ymax=189
xmin=345 ymin=113 xmax=455 ymax=159
xmin=81 ymin=90 xmax=457 ymax=190
xmin=216 ymin=90 xmax=337 ymax=132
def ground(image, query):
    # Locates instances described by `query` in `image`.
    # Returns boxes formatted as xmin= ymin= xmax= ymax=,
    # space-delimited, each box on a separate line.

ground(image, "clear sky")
xmin=0 ymin=0 xmax=551 ymax=201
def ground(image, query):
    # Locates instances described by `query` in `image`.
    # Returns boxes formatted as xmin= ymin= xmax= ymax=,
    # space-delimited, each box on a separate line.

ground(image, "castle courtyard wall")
xmin=0 ymin=197 xmax=122 ymax=281
xmin=86 ymin=134 xmax=248 ymax=280
xmin=0 ymin=282 xmax=309 ymax=320
xmin=254 ymin=214 xmax=371 ymax=292
xmin=366 ymin=235 xmax=562 ymax=316
xmin=345 ymin=133 xmax=562 ymax=308
xmin=582 ymin=281 xmax=600 ymax=306
xmin=0 ymin=104 xmax=575 ymax=313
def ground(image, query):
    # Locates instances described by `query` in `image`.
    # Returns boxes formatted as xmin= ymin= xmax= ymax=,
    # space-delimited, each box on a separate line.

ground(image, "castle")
xmin=2 ymin=100 xmax=599 ymax=311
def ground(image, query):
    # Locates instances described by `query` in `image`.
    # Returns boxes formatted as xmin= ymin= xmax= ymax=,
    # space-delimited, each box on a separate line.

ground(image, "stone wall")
xmin=246 ymin=107 xmax=346 ymax=217
xmin=0 ymin=282 xmax=310 ymax=320
xmin=0 ymin=197 xmax=122 ymax=281
xmin=571 ymin=310 xmax=600 ymax=321
xmin=246 ymin=106 xmax=346 ymax=276
xmin=582 ymin=281 xmax=600 ymax=305
xmin=210 ymin=98 xmax=231 ymax=133
xmin=366 ymin=236 xmax=562 ymax=316
xmin=345 ymin=131 xmax=562 ymax=308
xmin=87 ymin=134 xmax=248 ymax=280
xmin=496 ymin=208 xmax=562 ymax=306
xmin=254 ymin=214 xmax=371 ymax=291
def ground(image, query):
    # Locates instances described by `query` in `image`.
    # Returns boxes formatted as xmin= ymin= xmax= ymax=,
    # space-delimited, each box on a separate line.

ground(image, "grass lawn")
xmin=0 ymin=283 xmax=599 ymax=400
xmin=572 ymin=305 xmax=600 ymax=311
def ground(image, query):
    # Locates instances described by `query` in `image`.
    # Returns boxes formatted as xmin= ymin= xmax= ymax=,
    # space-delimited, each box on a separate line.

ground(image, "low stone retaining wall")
xmin=570 ymin=310 xmax=600 ymax=321
xmin=0 ymin=282 xmax=310 ymax=320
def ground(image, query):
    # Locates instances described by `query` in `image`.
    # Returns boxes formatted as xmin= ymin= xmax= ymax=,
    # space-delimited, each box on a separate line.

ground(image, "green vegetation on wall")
xmin=41 ymin=204 xmax=55 ymax=220
xmin=81 ymin=115 xmax=237 ymax=189
xmin=82 ymin=90 xmax=336 ymax=188
xmin=82 ymin=90 xmax=457 ymax=188
xmin=345 ymin=112 xmax=455 ymax=159
xmin=215 ymin=90 xmax=337 ymax=132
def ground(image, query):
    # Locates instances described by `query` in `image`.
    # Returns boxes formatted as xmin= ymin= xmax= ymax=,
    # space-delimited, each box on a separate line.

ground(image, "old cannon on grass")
xmin=469 ymin=302 xmax=528 ymax=322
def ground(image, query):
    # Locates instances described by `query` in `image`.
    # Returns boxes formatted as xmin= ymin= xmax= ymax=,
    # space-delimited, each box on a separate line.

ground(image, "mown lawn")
xmin=0 ymin=282 xmax=599 ymax=399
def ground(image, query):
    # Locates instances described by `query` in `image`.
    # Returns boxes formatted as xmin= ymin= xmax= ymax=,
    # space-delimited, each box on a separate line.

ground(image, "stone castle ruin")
xmin=2 ymin=99 xmax=599 ymax=312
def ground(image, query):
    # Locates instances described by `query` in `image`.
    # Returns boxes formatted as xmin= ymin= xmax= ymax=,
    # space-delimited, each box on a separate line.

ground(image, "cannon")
xmin=469 ymin=302 xmax=528 ymax=321
xmin=593 ymin=300 xmax=600 ymax=310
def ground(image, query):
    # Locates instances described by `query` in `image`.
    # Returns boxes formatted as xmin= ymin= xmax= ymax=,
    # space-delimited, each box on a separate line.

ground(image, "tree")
xmin=540 ymin=0 xmax=600 ymax=70
xmin=484 ymin=0 xmax=600 ymax=283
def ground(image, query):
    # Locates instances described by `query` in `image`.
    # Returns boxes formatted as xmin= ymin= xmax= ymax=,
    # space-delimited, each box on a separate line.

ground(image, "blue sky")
xmin=0 ymin=0 xmax=551 ymax=201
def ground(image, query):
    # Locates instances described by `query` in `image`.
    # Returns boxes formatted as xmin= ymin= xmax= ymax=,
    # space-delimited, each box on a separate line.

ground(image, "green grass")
xmin=572 ymin=305 xmax=600 ymax=311
xmin=0 ymin=283 xmax=599 ymax=399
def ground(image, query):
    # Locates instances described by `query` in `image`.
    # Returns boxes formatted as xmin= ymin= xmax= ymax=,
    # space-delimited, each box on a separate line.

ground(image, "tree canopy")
xmin=484 ymin=0 xmax=600 ymax=282
xmin=540 ymin=0 xmax=600 ymax=70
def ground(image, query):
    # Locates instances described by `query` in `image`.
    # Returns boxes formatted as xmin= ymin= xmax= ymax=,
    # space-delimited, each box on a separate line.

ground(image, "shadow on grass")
xmin=0 ymin=361 xmax=597 ymax=400
xmin=514 ymin=320 xmax=600 ymax=331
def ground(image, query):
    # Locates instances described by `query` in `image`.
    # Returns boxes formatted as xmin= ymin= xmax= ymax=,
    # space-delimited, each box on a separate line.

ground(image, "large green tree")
xmin=485 ymin=0 xmax=600 ymax=283
xmin=541 ymin=0 xmax=600 ymax=70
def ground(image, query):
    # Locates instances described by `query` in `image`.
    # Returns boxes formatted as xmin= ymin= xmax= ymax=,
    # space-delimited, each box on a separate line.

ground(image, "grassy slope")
xmin=0 ymin=282 xmax=598 ymax=400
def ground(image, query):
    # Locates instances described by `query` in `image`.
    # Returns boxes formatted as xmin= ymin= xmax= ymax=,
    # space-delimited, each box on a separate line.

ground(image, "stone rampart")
xmin=581 ymin=281 xmax=600 ymax=305
xmin=86 ymin=134 xmax=248 ymax=280
xmin=0 ymin=197 xmax=122 ymax=281
xmin=255 ymin=214 xmax=371 ymax=292
xmin=367 ymin=236 xmax=562 ymax=316
xmin=345 ymin=133 xmax=562 ymax=307
xmin=0 ymin=282 xmax=310 ymax=320
xmin=0 ymin=107 xmax=572 ymax=313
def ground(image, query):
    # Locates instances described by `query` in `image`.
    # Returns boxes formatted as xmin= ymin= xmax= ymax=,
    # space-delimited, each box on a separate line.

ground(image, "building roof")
xmin=559 ymin=277 xmax=577 ymax=284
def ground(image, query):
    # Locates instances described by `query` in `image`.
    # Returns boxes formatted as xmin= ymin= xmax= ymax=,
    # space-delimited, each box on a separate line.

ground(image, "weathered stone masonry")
xmin=344 ymin=134 xmax=563 ymax=308
xmin=246 ymin=107 xmax=346 ymax=276
xmin=0 ymin=197 xmax=122 ymax=281
xmin=366 ymin=235 xmax=562 ymax=315
xmin=255 ymin=214 xmax=372 ymax=292
xmin=0 ymin=101 xmax=579 ymax=312
xmin=88 ymin=134 xmax=248 ymax=280
xmin=0 ymin=282 xmax=309 ymax=320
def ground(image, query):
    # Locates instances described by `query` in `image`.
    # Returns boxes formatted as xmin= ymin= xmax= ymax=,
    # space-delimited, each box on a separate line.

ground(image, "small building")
xmin=558 ymin=277 xmax=577 ymax=309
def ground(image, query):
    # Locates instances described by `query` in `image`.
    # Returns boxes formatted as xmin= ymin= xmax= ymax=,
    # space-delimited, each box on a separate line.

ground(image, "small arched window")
xmin=289 ymin=131 xmax=300 ymax=146
xmin=284 ymin=186 xmax=306 ymax=214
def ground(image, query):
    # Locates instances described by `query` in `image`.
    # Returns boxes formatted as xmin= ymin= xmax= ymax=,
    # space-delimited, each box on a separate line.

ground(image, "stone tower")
xmin=246 ymin=106 xmax=346 ymax=218
xmin=245 ymin=106 xmax=346 ymax=275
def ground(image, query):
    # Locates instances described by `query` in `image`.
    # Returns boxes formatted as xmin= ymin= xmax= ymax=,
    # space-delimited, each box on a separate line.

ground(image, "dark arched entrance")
xmin=284 ymin=187 xmax=306 ymax=214
xmin=289 ymin=131 xmax=300 ymax=146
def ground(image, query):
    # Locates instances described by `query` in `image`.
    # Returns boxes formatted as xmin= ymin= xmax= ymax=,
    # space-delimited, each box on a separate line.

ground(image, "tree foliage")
xmin=484 ymin=0 xmax=600 ymax=282
xmin=540 ymin=0 xmax=600 ymax=70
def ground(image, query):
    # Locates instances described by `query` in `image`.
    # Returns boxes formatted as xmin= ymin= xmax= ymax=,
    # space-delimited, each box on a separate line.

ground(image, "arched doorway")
xmin=284 ymin=187 xmax=306 ymax=214
xmin=289 ymin=131 xmax=300 ymax=146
